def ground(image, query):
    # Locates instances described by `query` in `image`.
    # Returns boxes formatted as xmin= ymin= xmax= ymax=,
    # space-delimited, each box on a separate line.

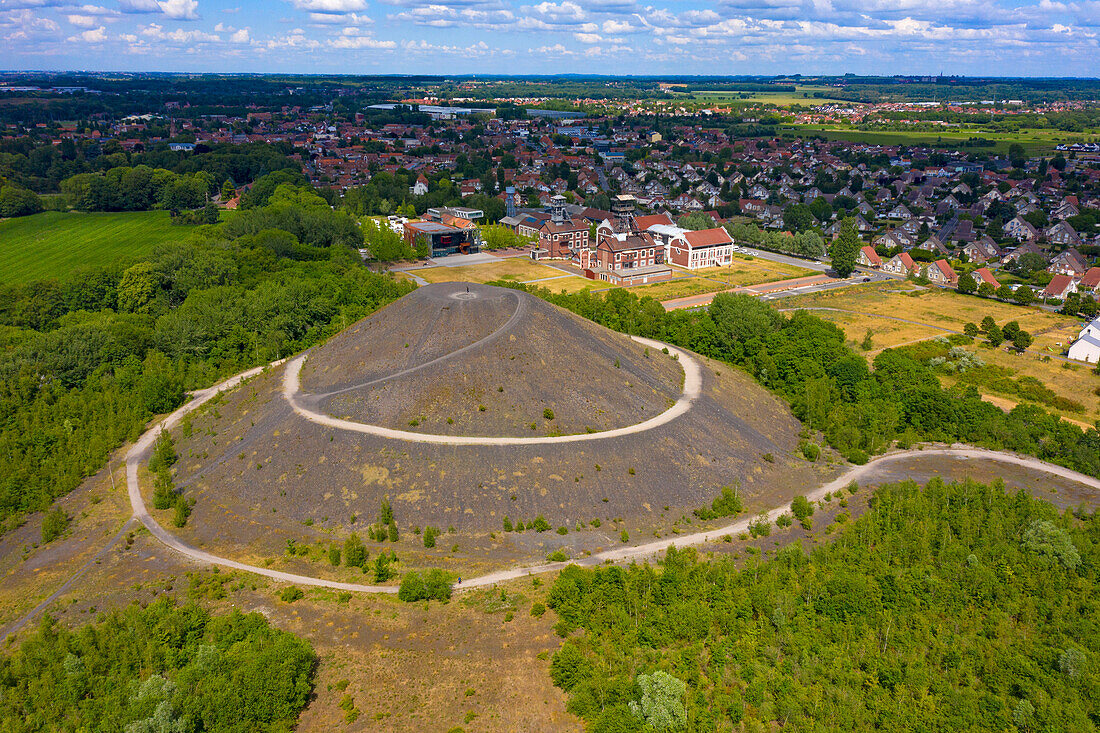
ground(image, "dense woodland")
xmin=501 ymin=283 xmax=1100 ymax=479
xmin=548 ymin=477 xmax=1099 ymax=731
xmin=0 ymin=599 xmax=316 ymax=732
xmin=0 ymin=184 xmax=413 ymax=528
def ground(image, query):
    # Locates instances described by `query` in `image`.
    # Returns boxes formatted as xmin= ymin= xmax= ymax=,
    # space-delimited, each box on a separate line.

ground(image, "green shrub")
xmin=279 ymin=586 xmax=304 ymax=603
xmin=41 ymin=507 xmax=69 ymax=543
xmin=547 ymin=549 xmax=569 ymax=562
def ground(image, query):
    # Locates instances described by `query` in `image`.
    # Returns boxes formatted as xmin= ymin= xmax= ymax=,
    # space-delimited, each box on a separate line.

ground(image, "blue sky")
xmin=1 ymin=0 xmax=1098 ymax=76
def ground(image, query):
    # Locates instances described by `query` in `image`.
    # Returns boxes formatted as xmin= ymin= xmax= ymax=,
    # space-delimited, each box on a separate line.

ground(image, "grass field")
xmin=411 ymin=258 xmax=565 ymax=284
xmin=0 ymin=210 xmax=199 ymax=284
xmin=781 ymin=124 xmax=1091 ymax=155
xmin=687 ymin=255 xmax=816 ymax=286
xmin=690 ymin=85 xmax=850 ymax=106
xmin=777 ymin=282 xmax=1099 ymax=424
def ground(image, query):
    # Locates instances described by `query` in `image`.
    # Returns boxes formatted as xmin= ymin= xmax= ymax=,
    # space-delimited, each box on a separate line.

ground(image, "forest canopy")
xmin=0 ymin=598 xmax=316 ymax=732
xmin=548 ymin=477 xmax=1099 ymax=732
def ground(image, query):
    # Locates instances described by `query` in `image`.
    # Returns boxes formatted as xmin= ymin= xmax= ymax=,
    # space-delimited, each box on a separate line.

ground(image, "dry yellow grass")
xmin=412 ymin=258 xmax=564 ymax=284
xmin=804 ymin=309 xmax=945 ymax=352
xmin=689 ymin=255 xmax=815 ymax=285
xmin=777 ymin=282 xmax=1099 ymax=424
xmin=621 ymin=276 xmax=730 ymax=301
xmin=781 ymin=281 xmax=1074 ymax=335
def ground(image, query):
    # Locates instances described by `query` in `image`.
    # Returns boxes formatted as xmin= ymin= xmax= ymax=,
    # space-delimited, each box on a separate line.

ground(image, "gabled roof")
xmin=859 ymin=246 xmax=882 ymax=266
xmin=684 ymin=227 xmax=733 ymax=248
xmin=1079 ymin=267 xmax=1100 ymax=289
xmin=1042 ymin=273 xmax=1077 ymax=298
xmin=634 ymin=213 xmax=676 ymax=230
xmin=974 ymin=267 xmax=1000 ymax=288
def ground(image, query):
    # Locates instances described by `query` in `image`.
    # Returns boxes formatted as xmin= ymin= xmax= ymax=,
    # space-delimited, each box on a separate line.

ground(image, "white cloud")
xmin=601 ymin=18 xmax=635 ymax=32
xmin=140 ymin=21 xmax=219 ymax=41
xmin=290 ymin=0 xmax=369 ymax=11
xmin=308 ymin=11 xmax=373 ymax=23
xmin=118 ymin=0 xmax=199 ymax=19
xmin=67 ymin=24 xmax=106 ymax=41
xmin=573 ymin=31 xmax=601 ymax=42
xmin=159 ymin=0 xmax=199 ymax=19
xmin=66 ymin=14 xmax=97 ymax=26
xmin=229 ymin=26 xmax=249 ymax=41
xmin=329 ymin=33 xmax=394 ymax=47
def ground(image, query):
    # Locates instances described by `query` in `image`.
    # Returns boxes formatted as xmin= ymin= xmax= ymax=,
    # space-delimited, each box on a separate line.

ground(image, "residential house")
xmin=856 ymin=246 xmax=882 ymax=268
xmin=1041 ymin=274 xmax=1078 ymax=300
xmin=410 ymin=174 xmax=429 ymax=196
xmin=973 ymin=267 xmax=1001 ymax=289
xmin=592 ymin=230 xmax=672 ymax=285
xmin=926 ymin=259 xmax=958 ymax=286
xmin=1045 ymin=221 xmax=1082 ymax=247
xmin=1068 ymin=316 xmax=1100 ymax=363
xmin=1004 ymin=216 xmax=1039 ymax=241
xmin=883 ymin=252 xmax=919 ymax=276
xmin=1049 ymin=248 xmax=1089 ymax=277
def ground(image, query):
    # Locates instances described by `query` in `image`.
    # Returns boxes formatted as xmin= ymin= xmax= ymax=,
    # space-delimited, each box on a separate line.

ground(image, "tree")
xmin=957 ymin=272 xmax=977 ymax=294
xmin=41 ymin=507 xmax=69 ymax=542
xmin=1012 ymin=329 xmax=1033 ymax=352
xmin=995 ymin=284 xmax=1014 ymax=300
xmin=1023 ymin=519 xmax=1080 ymax=569
xmin=986 ymin=324 xmax=1004 ymax=346
xmin=677 ymin=212 xmax=717 ymax=230
xmin=629 ymin=671 xmax=688 ymax=731
xmin=1002 ymin=320 xmax=1020 ymax=341
xmin=963 ymin=322 xmax=979 ymax=338
xmin=829 ymin=217 xmax=860 ymax=278
xmin=1012 ymin=286 xmax=1036 ymax=306
xmin=977 ymin=282 xmax=996 ymax=298
xmin=980 ymin=316 xmax=997 ymax=333
xmin=791 ymin=495 xmax=814 ymax=521
xmin=344 ymin=533 xmax=366 ymax=567
xmin=117 ymin=261 xmax=163 ymax=313
xmin=783 ymin=203 xmax=815 ymax=233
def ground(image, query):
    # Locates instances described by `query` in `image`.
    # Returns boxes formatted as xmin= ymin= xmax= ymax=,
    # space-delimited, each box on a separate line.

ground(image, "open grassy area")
xmin=410 ymin=258 xmax=565 ymax=284
xmin=690 ymin=85 xmax=850 ymax=106
xmin=688 ymin=254 xmax=817 ymax=286
xmin=777 ymin=281 xmax=1099 ymax=424
xmin=0 ymin=210 xmax=200 ymax=284
xmin=781 ymin=124 xmax=1089 ymax=155
xmin=780 ymin=281 xmax=1073 ymax=334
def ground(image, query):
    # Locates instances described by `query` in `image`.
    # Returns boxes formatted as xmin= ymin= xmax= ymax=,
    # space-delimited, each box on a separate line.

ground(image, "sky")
xmin=1 ymin=0 xmax=1099 ymax=77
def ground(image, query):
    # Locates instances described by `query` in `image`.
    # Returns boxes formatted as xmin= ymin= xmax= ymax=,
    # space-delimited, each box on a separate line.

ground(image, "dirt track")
xmin=119 ymin=356 xmax=1100 ymax=594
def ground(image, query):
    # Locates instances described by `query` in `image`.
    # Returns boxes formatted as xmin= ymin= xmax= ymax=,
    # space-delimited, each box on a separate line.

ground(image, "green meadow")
xmin=0 ymin=210 xmax=199 ymax=284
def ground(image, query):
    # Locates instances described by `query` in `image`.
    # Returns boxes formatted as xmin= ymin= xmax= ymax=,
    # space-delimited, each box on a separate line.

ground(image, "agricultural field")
xmin=777 ymin=281 xmax=1100 ymax=424
xmin=689 ymin=85 xmax=850 ymax=106
xmin=781 ymin=124 xmax=1092 ymax=155
xmin=0 ymin=210 xmax=200 ymax=284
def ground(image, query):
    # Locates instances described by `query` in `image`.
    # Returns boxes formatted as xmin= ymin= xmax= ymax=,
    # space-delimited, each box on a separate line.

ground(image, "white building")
xmin=1067 ymin=316 xmax=1100 ymax=364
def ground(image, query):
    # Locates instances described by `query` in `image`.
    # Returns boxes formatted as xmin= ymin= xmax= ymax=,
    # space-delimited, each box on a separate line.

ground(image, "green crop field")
xmin=0 ymin=210 xmax=199 ymax=284
xmin=690 ymin=85 xmax=851 ymax=106
xmin=780 ymin=124 xmax=1096 ymax=155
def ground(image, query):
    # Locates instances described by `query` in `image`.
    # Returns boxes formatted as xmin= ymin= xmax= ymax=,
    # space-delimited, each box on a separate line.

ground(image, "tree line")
xmin=0 ymin=598 xmax=316 ymax=732
xmin=0 ymin=191 xmax=413 ymax=529
xmin=496 ymin=283 xmax=1100 ymax=479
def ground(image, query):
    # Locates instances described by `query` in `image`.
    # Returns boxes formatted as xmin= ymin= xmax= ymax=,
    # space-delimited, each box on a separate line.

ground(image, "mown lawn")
xmin=0 ymin=210 xmax=198 ymax=284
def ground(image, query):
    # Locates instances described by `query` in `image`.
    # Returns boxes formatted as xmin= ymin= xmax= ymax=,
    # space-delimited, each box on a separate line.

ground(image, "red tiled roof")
xmin=859 ymin=246 xmax=882 ymax=266
xmin=684 ymin=227 xmax=733 ymax=248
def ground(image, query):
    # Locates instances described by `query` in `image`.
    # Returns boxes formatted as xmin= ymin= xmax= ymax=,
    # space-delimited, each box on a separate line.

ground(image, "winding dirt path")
xmin=118 ymin=347 xmax=1100 ymax=594
xmin=284 ymin=335 xmax=702 ymax=446
xmin=11 ymin=343 xmax=1097 ymax=631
